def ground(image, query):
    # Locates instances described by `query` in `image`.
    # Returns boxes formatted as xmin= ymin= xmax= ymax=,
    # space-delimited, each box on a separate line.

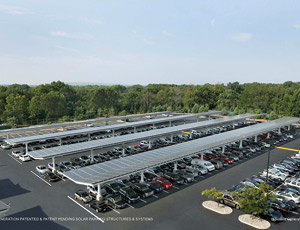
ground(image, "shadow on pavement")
xmin=0 ymin=179 xmax=31 ymax=200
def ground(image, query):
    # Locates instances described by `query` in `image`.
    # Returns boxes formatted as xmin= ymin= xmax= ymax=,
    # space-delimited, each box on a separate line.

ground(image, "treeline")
xmin=0 ymin=81 xmax=300 ymax=127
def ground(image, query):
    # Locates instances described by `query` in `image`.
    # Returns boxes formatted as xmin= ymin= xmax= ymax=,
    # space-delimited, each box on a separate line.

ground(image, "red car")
xmin=217 ymin=156 xmax=233 ymax=164
xmin=153 ymin=177 xmax=173 ymax=190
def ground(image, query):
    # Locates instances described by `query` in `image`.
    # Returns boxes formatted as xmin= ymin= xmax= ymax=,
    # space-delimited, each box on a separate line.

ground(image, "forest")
xmin=0 ymin=81 xmax=300 ymax=128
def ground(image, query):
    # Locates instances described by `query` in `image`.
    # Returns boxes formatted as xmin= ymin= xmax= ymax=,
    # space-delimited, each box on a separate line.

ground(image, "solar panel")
xmin=6 ymin=111 xmax=222 ymax=145
xmin=63 ymin=116 xmax=299 ymax=186
xmin=28 ymin=113 xmax=263 ymax=159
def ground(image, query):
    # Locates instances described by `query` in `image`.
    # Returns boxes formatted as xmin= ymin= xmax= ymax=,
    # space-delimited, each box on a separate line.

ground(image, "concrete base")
xmin=238 ymin=214 xmax=271 ymax=229
xmin=202 ymin=201 xmax=232 ymax=215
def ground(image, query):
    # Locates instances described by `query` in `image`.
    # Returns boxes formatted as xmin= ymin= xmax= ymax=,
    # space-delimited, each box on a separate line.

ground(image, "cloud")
xmin=232 ymin=33 xmax=253 ymax=42
xmin=50 ymin=31 xmax=94 ymax=40
xmin=0 ymin=5 xmax=31 ymax=15
xmin=293 ymin=23 xmax=300 ymax=30
xmin=80 ymin=17 xmax=103 ymax=25
xmin=161 ymin=30 xmax=171 ymax=36
xmin=210 ymin=19 xmax=215 ymax=27
xmin=142 ymin=38 xmax=154 ymax=45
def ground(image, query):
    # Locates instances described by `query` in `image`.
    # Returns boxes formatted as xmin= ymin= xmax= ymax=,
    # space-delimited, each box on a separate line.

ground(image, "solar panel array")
xmin=63 ymin=116 xmax=300 ymax=186
xmin=6 ymin=111 xmax=223 ymax=145
xmin=0 ymin=111 xmax=174 ymax=135
xmin=28 ymin=113 xmax=263 ymax=160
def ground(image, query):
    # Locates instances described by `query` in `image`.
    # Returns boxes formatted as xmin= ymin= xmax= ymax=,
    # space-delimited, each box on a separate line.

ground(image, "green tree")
xmin=233 ymin=182 xmax=277 ymax=218
xmin=192 ymin=104 xmax=199 ymax=113
xmin=119 ymin=110 xmax=127 ymax=116
xmin=201 ymin=187 xmax=224 ymax=206
xmin=269 ymin=111 xmax=278 ymax=120
xmin=4 ymin=94 xmax=29 ymax=124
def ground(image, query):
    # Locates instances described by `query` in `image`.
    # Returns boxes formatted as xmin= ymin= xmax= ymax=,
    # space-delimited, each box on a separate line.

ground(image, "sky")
xmin=0 ymin=0 xmax=300 ymax=86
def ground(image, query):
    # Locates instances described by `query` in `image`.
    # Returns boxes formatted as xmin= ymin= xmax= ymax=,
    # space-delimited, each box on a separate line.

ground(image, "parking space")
xmin=1 ymin=115 xmax=300 ymax=230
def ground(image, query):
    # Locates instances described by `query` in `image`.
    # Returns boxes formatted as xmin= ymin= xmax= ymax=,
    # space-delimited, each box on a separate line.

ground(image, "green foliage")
xmin=201 ymin=187 xmax=223 ymax=202
xmin=119 ymin=110 xmax=127 ymax=116
xmin=233 ymin=182 xmax=277 ymax=217
xmin=0 ymin=81 xmax=299 ymax=125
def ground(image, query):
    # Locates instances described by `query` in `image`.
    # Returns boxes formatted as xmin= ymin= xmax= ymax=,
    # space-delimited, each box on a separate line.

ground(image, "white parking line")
xmin=127 ymin=203 xmax=134 ymax=208
xmin=172 ymin=186 xmax=179 ymax=189
xmin=139 ymin=198 xmax=147 ymax=203
xmin=107 ymin=206 xmax=120 ymax=214
xmin=163 ymin=190 xmax=169 ymax=194
xmin=67 ymin=196 xmax=104 ymax=222
xmin=8 ymin=154 xmax=22 ymax=165
xmin=290 ymin=211 xmax=299 ymax=215
xmin=153 ymin=195 xmax=159 ymax=198
xmin=30 ymin=171 xmax=52 ymax=186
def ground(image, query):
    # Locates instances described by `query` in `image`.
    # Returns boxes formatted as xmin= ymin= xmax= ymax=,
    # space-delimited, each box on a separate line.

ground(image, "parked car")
xmin=89 ymin=200 xmax=108 ymax=213
xmin=12 ymin=150 xmax=25 ymax=158
xmin=36 ymin=165 xmax=49 ymax=175
xmin=119 ymin=187 xmax=139 ymax=203
xmin=163 ymin=172 xmax=184 ymax=185
xmin=87 ymin=185 xmax=107 ymax=197
xmin=43 ymin=171 xmax=60 ymax=182
xmin=275 ymin=191 xmax=300 ymax=204
xmin=268 ymin=200 xmax=290 ymax=214
xmin=219 ymin=192 xmax=241 ymax=209
xmin=74 ymin=190 xmax=93 ymax=203
xmin=104 ymin=181 xmax=121 ymax=194
xmin=176 ymin=170 xmax=195 ymax=183
xmin=19 ymin=155 xmax=31 ymax=162
xmin=131 ymin=183 xmax=154 ymax=198
xmin=284 ymin=177 xmax=300 ymax=188
xmin=153 ymin=177 xmax=173 ymax=190
xmin=146 ymin=181 xmax=164 ymax=193
xmin=261 ymin=208 xmax=283 ymax=222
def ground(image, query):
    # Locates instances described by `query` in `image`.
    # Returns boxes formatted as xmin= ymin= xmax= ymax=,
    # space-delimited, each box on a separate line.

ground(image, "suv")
xmin=104 ymin=181 xmax=121 ymax=194
xmin=163 ymin=172 xmax=184 ymax=185
xmin=119 ymin=187 xmax=140 ymax=203
xmin=74 ymin=190 xmax=92 ymax=203
xmin=219 ymin=192 xmax=241 ymax=209
xmin=132 ymin=183 xmax=154 ymax=198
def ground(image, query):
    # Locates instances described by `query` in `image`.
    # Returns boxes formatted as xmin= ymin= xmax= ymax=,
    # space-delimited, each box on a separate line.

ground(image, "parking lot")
xmin=1 ymin=115 xmax=300 ymax=230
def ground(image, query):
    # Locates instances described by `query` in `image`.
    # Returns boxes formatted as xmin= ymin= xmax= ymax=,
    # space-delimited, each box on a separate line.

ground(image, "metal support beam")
xmin=96 ymin=183 xmax=102 ymax=201
xmin=122 ymin=148 xmax=126 ymax=157
xmin=148 ymin=140 xmax=152 ymax=150
xmin=189 ymin=132 xmax=193 ymax=139
xmin=140 ymin=171 xmax=145 ymax=183
xmin=173 ymin=162 xmax=178 ymax=172
xmin=134 ymin=126 xmax=137 ymax=133
xmin=169 ymin=120 xmax=171 ymax=127
xmin=59 ymin=138 xmax=62 ymax=146
xmin=222 ymin=146 xmax=225 ymax=153
xmin=244 ymin=120 xmax=247 ymax=125
xmin=88 ymin=133 xmax=91 ymax=141
xmin=6 ymin=133 xmax=8 ymax=140
xmin=200 ymin=153 xmax=204 ymax=160
xmin=233 ymin=123 xmax=236 ymax=129
xmin=297 ymin=122 xmax=299 ymax=128
xmin=90 ymin=149 xmax=94 ymax=163
xmin=254 ymin=135 xmax=258 ymax=143
xmin=239 ymin=140 xmax=243 ymax=149
xmin=171 ymin=134 xmax=173 ymax=143
xmin=267 ymin=133 xmax=270 ymax=139
xmin=25 ymin=143 xmax=28 ymax=154
xmin=52 ymin=157 xmax=56 ymax=173
xmin=112 ymin=129 xmax=115 ymax=136
xmin=278 ymin=127 xmax=281 ymax=134
xmin=288 ymin=125 xmax=291 ymax=131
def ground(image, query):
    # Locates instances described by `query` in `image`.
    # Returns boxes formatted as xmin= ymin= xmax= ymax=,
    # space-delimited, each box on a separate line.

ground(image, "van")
xmin=191 ymin=159 xmax=215 ymax=171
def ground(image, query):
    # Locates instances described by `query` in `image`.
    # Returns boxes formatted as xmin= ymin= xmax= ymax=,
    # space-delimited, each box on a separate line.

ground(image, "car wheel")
xmin=235 ymin=204 xmax=240 ymax=210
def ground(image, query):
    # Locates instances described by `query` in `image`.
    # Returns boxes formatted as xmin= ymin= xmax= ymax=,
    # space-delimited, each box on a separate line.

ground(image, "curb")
xmin=238 ymin=214 xmax=271 ymax=229
xmin=202 ymin=201 xmax=232 ymax=215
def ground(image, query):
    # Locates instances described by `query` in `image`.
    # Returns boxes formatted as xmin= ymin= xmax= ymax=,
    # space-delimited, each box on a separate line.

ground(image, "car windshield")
xmin=111 ymin=183 xmax=119 ymax=189
xmin=161 ymin=180 xmax=169 ymax=184
xmin=40 ymin=166 xmax=46 ymax=170
xmin=139 ymin=185 xmax=148 ymax=191
xmin=126 ymin=189 xmax=136 ymax=197
xmin=113 ymin=195 xmax=122 ymax=202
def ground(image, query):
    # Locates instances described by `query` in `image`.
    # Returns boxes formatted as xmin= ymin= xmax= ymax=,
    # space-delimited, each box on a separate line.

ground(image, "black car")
xmin=105 ymin=182 xmax=121 ymax=194
xmin=119 ymin=187 xmax=139 ymax=203
xmin=106 ymin=194 xmax=127 ymax=209
xmin=261 ymin=208 xmax=283 ymax=222
xmin=89 ymin=200 xmax=108 ymax=213
xmin=276 ymin=197 xmax=298 ymax=211
xmin=132 ymin=183 xmax=154 ymax=198
xmin=43 ymin=171 xmax=60 ymax=182
xmin=269 ymin=200 xmax=290 ymax=214
xmin=164 ymin=172 xmax=184 ymax=185
xmin=70 ymin=157 xmax=86 ymax=167
xmin=147 ymin=182 xmax=164 ymax=193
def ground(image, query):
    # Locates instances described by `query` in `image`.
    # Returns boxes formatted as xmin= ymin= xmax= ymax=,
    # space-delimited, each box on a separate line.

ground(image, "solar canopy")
xmin=6 ymin=111 xmax=223 ymax=145
xmin=63 ymin=116 xmax=300 ymax=186
xmin=28 ymin=113 xmax=263 ymax=160
xmin=0 ymin=111 xmax=174 ymax=136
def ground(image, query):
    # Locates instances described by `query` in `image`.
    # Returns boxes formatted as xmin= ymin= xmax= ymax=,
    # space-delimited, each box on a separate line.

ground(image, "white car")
xmin=284 ymin=177 xmax=300 ymax=188
xmin=36 ymin=165 xmax=49 ymax=175
xmin=1 ymin=143 xmax=11 ymax=149
xmin=262 ymin=168 xmax=288 ymax=181
xmin=261 ymin=142 xmax=271 ymax=148
xmin=275 ymin=191 xmax=300 ymax=204
xmin=19 ymin=155 xmax=31 ymax=162
xmin=12 ymin=150 xmax=24 ymax=158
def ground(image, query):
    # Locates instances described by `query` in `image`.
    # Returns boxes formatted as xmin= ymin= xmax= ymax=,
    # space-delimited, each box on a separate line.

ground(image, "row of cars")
xmin=219 ymin=150 xmax=300 ymax=222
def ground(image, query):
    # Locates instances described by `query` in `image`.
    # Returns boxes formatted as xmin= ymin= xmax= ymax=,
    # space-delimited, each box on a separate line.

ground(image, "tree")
xmin=201 ymin=187 xmax=224 ymax=206
xmin=192 ymin=104 xmax=200 ymax=113
xmin=233 ymin=182 xmax=277 ymax=218
xmin=119 ymin=110 xmax=127 ymax=116
xmin=269 ymin=111 xmax=278 ymax=120
xmin=4 ymin=94 xmax=29 ymax=124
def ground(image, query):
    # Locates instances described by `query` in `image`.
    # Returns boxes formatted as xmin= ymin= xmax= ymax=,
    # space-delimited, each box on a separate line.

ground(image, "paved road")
xmin=0 ymin=136 xmax=299 ymax=230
